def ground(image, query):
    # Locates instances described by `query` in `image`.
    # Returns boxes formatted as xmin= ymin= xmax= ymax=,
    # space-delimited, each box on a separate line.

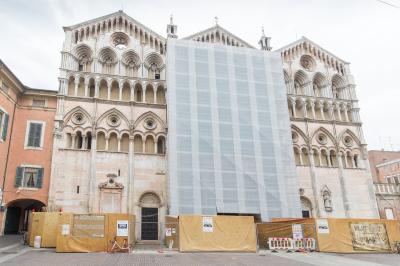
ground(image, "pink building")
xmin=369 ymin=150 xmax=400 ymax=220
xmin=0 ymin=60 xmax=57 ymax=234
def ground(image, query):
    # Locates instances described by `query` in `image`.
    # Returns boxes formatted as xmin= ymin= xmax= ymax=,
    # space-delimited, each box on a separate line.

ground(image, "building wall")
xmin=0 ymin=60 xmax=57 ymax=234
xmin=48 ymin=13 xmax=168 ymax=239
xmin=279 ymin=41 xmax=379 ymax=219
xmin=3 ymin=96 xmax=56 ymax=206
xmin=368 ymin=150 xmax=400 ymax=182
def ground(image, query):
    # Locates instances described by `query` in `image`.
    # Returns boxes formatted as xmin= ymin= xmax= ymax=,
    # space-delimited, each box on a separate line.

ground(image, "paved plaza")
xmin=0 ymin=239 xmax=398 ymax=266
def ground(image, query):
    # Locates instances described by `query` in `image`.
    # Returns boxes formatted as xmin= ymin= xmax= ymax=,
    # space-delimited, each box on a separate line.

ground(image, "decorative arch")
xmin=138 ymin=191 xmax=162 ymax=207
xmin=63 ymin=106 xmax=93 ymax=126
xmin=134 ymin=111 xmax=167 ymax=130
xmin=338 ymin=129 xmax=361 ymax=147
xmin=291 ymin=124 xmax=309 ymax=145
xmin=144 ymin=52 xmax=164 ymax=70
xmin=97 ymin=108 xmax=130 ymax=129
xmin=121 ymin=49 xmax=141 ymax=68
xmin=98 ymin=46 xmax=117 ymax=63
xmin=310 ymin=127 xmax=337 ymax=147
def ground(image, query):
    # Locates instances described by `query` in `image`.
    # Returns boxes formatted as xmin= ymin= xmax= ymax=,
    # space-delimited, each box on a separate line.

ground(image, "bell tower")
xmin=167 ymin=15 xmax=178 ymax=38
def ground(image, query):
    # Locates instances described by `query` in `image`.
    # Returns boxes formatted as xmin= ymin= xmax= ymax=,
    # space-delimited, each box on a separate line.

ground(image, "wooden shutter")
xmin=27 ymin=123 xmax=42 ymax=147
xmin=15 ymin=167 xmax=24 ymax=187
xmin=36 ymin=168 xmax=43 ymax=188
xmin=2 ymin=113 xmax=8 ymax=141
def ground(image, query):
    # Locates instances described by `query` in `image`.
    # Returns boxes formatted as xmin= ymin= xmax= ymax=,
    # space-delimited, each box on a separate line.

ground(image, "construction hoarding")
xmin=316 ymin=218 xmax=400 ymax=253
xmin=179 ymin=215 xmax=257 ymax=252
xmin=257 ymin=218 xmax=400 ymax=253
xmin=28 ymin=212 xmax=61 ymax=248
xmin=56 ymin=213 xmax=135 ymax=253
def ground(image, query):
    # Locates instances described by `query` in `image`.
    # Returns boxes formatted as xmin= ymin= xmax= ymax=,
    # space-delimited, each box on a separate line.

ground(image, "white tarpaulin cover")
xmin=167 ymin=39 xmax=301 ymax=221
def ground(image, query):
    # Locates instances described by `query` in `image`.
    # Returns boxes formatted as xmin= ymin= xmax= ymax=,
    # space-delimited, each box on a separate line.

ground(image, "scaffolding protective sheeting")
xmin=167 ymin=39 xmax=301 ymax=221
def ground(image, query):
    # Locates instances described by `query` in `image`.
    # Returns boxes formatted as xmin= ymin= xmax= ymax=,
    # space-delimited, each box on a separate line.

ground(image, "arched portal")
xmin=139 ymin=192 xmax=161 ymax=240
xmin=301 ymin=196 xmax=313 ymax=218
xmin=4 ymin=199 xmax=45 ymax=234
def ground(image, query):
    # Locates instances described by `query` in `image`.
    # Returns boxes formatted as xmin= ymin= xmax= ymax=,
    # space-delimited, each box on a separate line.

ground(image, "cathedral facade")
xmin=46 ymin=11 xmax=378 ymax=240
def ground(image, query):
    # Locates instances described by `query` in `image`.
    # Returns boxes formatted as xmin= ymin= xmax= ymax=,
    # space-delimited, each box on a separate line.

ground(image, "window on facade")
xmin=1 ymin=82 xmax=9 ymax=93
xmin=0 ymin=109 xmax=9 ymax=141
xmin=26 ymin=122 xmax=43 ymax=148
xmin=32 ymin=99 xmax=45 ymax=107
xmin=15 ymin=167 xmax=43 ymax=188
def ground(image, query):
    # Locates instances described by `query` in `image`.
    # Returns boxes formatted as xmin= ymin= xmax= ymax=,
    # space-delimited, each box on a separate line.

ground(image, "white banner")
xmin=317 ymin=219 xmax=330 ymax=234
xmin=116 ymin=220 xmax=129 ymax=236
xmin=202 ymin=216 xmax=213 ymax=232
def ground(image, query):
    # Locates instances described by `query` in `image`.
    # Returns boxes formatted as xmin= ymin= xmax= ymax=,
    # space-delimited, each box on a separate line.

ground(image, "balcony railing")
xmin=374 ymin=183 xmax=400 ymax=195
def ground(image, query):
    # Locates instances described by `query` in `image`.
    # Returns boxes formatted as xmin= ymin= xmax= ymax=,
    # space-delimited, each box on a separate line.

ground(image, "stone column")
xmin=95 ymin=79 xmax=99 ymax=98
xmin=309 ymin=149 xmax=321 ymax=217
xmin=74 ymin=78 xmax=79 ymax=96
xmin=310 ymin=100 xmax=316 ymax=120
xmin=117 ymin=136 xmax=121 ymax=152
xmin=290 ymin=98 xmax=297 ymax=118
xmin=88 ymin=131 xmax=97 ymax=212
xmin=71 ymin=134 xmax=76 ymax=149
xmin=336 ymin=103 xmax=342 ymax=121
xmin=84 ymin=80 xmax=89 ymax=97
xmin=343 ymin=106 xmax=349 ymax=122
xmin=105 ymin=137 xmax=109 ymax=151
xmin=302 ymin=99 xmax=308 ymax=118
xmin=337 ymin=152 xmax=350 ymax=217
xmin=82 ymin=136 xmax=87 ymax=150
xmin=319 ymin=102 xmax=325 ymax=120
xmin=328 ymin=102 xmax=335 ymax=121
xmin=128 ymin=136 xmax=135 ymax=214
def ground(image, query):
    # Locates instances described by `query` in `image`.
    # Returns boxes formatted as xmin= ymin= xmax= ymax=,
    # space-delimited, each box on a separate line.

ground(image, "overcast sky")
xmin=0 ymin=0 xmax=399 ymax=150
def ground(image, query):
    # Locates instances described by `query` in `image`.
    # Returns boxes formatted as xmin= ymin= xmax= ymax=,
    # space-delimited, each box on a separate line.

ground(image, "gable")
xmin=182 ymin=25 xmax=255 ymax=48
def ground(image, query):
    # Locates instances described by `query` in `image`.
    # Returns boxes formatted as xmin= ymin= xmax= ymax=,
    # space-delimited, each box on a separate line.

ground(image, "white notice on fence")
xmin=317 ymin=219 xmax=330 ymax=234
xmin=292 ymin=224 xmax=303 ymax=239
xmin=166 ymin=228 xmax=172 ymax=236
xmin=117 ymin=220 xmax=129 ymax=236
xmin=202 ymin=216 xmax=213 ymax=232
xmin=61 ymin=224 xmax=70 ymax=235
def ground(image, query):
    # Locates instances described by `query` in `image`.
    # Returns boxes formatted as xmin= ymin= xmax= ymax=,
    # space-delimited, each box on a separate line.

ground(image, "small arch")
xmin=110 ymin=80 xmax=119 ymax=100
xmin=99 ymin=79 xmax=108 ymax=99
xmin=145 ymin=135 xmax=155 ymax=153
xmin=313 ymin=72 xmax=326 ymax=97
xmin=108 ymin=132 xmax=118 ymax=152
xmin=97 ymin=131 xmax=106 ymax=150
xmin=120 ymin=133 xmax=129 ymax=152
xmin=145 ymin=84 xmax=154 ymax=104
xmin=135 ymin=83 xmax=143 ymax=102
xmin=157 ymin=136 xmax=166 ymax=154
xmin=134 ymin=135 xmax=143 ymax=153
xmin=301 ymin=196 xmax=313 ymax=218
xmin=156 ymin=85 xmax=165 ymax=104
xmin=67 ymin=76 xmax=75 ymax=96
xmin=121 ymin=81 xmax=131 ymax=101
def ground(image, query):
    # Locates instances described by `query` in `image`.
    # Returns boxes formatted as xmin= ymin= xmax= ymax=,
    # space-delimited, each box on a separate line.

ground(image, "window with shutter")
xmin=36 ymin=168 xmax=43 ymax=188
xmin=15 ymin=167 xmax=23 ymax=187
xmin=27 ymin=122 xmax=43 ymax=147
xmin=2 ymin=113 xmax=8 ymax=141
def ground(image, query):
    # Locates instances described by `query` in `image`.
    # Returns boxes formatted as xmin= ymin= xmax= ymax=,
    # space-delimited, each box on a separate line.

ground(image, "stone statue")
xmin=322 ymin=189 xmax=333 ymax=212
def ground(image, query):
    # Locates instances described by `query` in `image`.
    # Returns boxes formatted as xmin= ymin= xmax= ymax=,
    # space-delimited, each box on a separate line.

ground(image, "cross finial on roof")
xmin=170 ymin=14 xmax=174 ymax=24
xmin=261 ymin=26 xmax=265 ymax=37
xmin=214 ymin=16 xmax=219 ymax=26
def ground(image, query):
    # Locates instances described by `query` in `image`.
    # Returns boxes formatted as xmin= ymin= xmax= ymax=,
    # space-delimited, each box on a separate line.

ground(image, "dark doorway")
xmin=4 ymin=207 xmax=20 ymax=234
xmin=302 ymin=210 xmax=310 ymax=218
xmin=4 ymin=199 xmax=45 ymax=234
xmin=141 ymin=207 xmax=158 ymax=240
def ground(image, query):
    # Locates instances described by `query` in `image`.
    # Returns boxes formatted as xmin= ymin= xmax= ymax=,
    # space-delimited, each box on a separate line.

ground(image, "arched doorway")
xmin=4 ymin=199 xmax=45 ymax=234
xmin=301 ymin=196 xmax=313 ymax=218
xmin=139 ymin=192 xmax=161 ymax=240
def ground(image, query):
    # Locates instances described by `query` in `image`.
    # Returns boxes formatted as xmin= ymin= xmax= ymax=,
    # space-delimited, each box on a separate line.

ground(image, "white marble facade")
xmin=48 ymin=10 xmax=379 ymax=237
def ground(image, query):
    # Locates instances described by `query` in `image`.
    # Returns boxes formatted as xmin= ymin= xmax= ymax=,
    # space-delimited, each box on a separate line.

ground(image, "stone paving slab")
xmin=1 ymin=250 xmax=312 ymax=266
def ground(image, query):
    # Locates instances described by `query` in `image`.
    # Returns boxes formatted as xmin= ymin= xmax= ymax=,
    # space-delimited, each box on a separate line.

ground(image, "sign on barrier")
xmin=268 ymin=237 xmax=316 ymax=251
